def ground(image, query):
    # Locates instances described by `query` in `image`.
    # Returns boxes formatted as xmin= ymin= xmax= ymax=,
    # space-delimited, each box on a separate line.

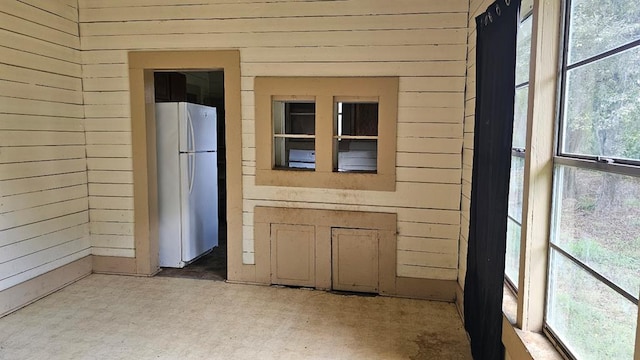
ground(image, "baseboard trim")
xmin=455 ymin=282 xmax=464 ymax=321
xmin=92 ymin=255 xmax=137 ymax=275
xmin=0 ymin=256 xmax=92 ymax=318
xmin=393 ymin=277 xmax=457 ymax=302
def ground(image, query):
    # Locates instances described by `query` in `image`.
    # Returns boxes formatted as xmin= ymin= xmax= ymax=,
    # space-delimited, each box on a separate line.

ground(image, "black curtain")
xmin=464 ymin=0 xmax=521 ymax=359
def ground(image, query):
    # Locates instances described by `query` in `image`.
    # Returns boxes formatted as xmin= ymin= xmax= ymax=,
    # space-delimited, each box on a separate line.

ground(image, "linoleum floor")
xmin=0 ymin=274 xmax=472 ymax=360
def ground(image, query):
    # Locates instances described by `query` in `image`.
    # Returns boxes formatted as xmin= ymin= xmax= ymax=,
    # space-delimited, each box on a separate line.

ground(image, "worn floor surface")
xmin=156 ymin=243 xmax=227 ymax=281
xmin=0 ymin=274 xmax=472 ymax=360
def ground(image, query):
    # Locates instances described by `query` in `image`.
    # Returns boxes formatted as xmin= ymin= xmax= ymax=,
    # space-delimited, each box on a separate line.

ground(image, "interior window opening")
xmin=272 ymin=100 xmax=316 ymax=170
xmin=333 ymin=101 xmax=379 ymax=173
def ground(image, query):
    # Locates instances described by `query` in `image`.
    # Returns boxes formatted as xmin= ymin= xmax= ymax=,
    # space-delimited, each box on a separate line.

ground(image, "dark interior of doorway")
xmin=154 ymin=70 xmax=227 ymax=281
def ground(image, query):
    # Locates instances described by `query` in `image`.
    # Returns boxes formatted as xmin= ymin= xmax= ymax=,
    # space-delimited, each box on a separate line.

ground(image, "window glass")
xmin=273 ymin=101 xmax=315 ymax=170
xmin=334 ymin=102 xmax=378 ymax=173
xmin=513 ymin=86 xmax=529 ymax=150
xmin=550 ymin=166 xmax=640 ymax=296
xmin=505 ymin=15 xmax=532 ymax=289
xmin=505 ymin=218 xmax=522 ymax=287
xmin=508 ymin=156 xmax=525 ymax=223
xmin=561 ymin=47 xmax=640 ymax=161
xmin=515 ymin=16 xmax=533 ymax=85
xmin=505 ymin=156 xmax=525 ymax=287
xmin=546 ymin=249 xmax=638 ymax=360
xmin=567 ymin=0 xmax=640 ymax=65
xmin=549 ymin=3 xmax=640 ymax=359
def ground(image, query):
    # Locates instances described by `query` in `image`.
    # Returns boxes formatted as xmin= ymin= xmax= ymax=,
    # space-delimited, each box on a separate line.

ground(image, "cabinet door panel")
xmin=270 ymin=224 xmax=315 ymax=287
xmin=332 ymin=228 xmax=378 ymax=293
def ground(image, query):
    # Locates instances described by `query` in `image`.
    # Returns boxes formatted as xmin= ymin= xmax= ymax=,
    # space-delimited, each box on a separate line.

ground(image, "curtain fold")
xmin=464 ymin=0 xmax=521 ymax=359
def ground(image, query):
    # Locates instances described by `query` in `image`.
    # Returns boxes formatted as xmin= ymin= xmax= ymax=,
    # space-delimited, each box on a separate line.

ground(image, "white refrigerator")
xmin=156 ymin=102 xmax=219 ymax=268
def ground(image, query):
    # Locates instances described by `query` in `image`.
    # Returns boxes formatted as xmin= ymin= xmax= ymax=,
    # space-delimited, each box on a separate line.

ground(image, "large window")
xmin=505 ymin=14 xmax=533 ymax=290
xmin=546 ymin=1 xmax=640 ymax=359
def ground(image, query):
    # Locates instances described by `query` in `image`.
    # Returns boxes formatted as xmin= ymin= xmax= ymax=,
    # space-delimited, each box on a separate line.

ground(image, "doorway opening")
xmin=153 ymin=70 xmax=227 ymax=281
xmin=129 ymin=50 xmax=249 ymax=283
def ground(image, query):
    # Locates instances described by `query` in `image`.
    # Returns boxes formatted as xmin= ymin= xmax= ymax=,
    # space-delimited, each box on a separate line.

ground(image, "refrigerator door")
xmin=179 ymin=102 xmax=217 ymax=153
xmin=179 ymin=151 xmax=219 ymax=263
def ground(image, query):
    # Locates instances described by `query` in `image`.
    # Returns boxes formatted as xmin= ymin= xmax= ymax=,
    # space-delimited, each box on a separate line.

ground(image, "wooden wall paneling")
xmin=0 ymin=185 xmax=87 ymax=214
xmin=77 ymin=0 xmax=469 ymax=282
xmin=1 ymin=1 xmax=78 ymax=35
xmin=0 ymin=0 xmax=87 ymax=295
xmin=0 ymin=172 xmax=87 ymax=198
xmin=79 ymin=1 xmax=469 ymax=22
xmin=0 ymin=239 xmax=90 ymax=291
xmin=21 ymin=0 xmax=79 ymax=22
xmin=0 ymin=257 xmax=91 ymax=318
xmin=0 ymin=12 xmax=79 ymax=48
xmin=0 ymin=145 xmax=85 ymax=163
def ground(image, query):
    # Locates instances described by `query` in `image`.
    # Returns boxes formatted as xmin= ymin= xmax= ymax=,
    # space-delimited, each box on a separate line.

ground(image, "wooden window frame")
xmin=255 ymin=77 xmax=398 ymax=191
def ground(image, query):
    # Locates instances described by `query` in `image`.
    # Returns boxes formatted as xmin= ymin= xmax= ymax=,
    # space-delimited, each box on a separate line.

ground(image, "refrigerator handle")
xmin=187 ymin=109 xmax=196 ymax=153
xmin=189 ymin=153 xmax=195 ymax=194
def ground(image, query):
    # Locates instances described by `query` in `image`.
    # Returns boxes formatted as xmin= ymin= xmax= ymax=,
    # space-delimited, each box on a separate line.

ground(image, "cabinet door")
xmin=332 ymin=228 xmax=378 ymax=293
xmin=270 ymin=224 xmax=315 ymax=287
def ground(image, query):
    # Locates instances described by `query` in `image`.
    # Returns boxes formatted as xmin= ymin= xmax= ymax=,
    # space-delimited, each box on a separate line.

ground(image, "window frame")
xmin=505 ymin=12 xmax=534 ymax=292
xmin=254 ymin=77 xmax=398 ymax=191
xmin=556 ymin=0 xmax=640 ymax=170
xmin=542 ymin=0 xmax=640 ymax=357
xmin=500 ymin=0 xmax=640 ymax=358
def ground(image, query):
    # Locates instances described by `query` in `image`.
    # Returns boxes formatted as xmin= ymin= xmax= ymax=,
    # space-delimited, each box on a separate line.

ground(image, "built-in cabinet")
xmin=256 ymin=207 xmax=396 ymax=295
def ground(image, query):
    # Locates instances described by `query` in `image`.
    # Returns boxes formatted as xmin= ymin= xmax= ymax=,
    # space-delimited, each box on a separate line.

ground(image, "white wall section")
xmin=0 ymin=0 xmax=90 ymax=291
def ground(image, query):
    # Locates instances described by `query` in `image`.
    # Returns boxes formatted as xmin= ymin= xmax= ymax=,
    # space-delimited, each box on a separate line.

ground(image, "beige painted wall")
xmin=0 ymin=0 xmax=90 ymax=291
xmin=78 ymin=0 xmax=469 ymax=281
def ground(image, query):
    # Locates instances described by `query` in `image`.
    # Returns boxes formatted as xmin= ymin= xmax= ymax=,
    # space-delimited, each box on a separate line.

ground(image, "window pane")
xmin=505 ymin=218 xmax=521 ymax=288
xmin=512 ymin=86 xmax=528 ymax=150
xmin=274 ymin=138 xmax=315 ymax=170
xmin=334 ymin=139 xmax=377 ymax=173
xmin=334 ymin=102 xmax=378 ymax=173
xmin=561 ymin=46 xmax=640 ymax=161
xmin=550 ymin=165 xmax=640 ymax=297
xmin=515 ymin=16 xmax=533 ymax=85
xmin=567 ymin=0 xmax=640 ymax=65
xmin=337 ymin=102 xmax=378 ymax=136
xmin=507 ymin=156 xmax=525 ymax=223
xmin=273 ymin=101 xmax=315 ymax=135
xmin=546 ymin=249 xmax=637 ymax=360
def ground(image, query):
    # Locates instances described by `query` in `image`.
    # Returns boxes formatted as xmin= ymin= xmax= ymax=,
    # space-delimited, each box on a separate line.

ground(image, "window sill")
xmin=255 ymin=169 xmax=395 ymax=191
xmin=502 ymin=286 xmax=565 ymax=360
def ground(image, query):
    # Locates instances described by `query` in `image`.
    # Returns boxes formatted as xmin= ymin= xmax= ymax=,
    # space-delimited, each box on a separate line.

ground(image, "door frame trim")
xmin=128 ymin=50 xmax=254 ymax=281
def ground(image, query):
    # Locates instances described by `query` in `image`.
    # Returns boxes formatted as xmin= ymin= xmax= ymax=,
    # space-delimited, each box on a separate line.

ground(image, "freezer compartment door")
xmin=180 ymin=151 xmax=219 ymax=263
xmin=179 ymin=102 xmax=218 ymax=152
